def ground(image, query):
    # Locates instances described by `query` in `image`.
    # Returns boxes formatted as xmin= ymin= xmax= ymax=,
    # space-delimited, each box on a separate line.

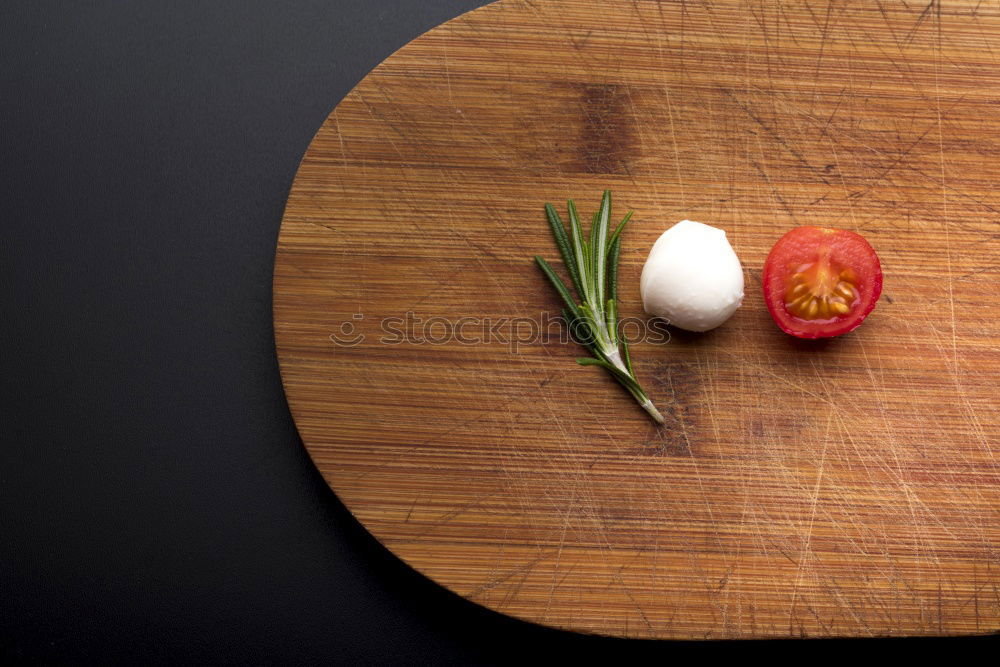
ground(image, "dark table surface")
xmin=3 ymin=1 xmax=987 ymax=661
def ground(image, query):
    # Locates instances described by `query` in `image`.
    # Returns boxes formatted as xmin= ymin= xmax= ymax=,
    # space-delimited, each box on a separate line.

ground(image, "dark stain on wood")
xmin=640 ymin=360 xmax=701 ymax=454
xmin=576 ymin=83 xmax=634 ymax=174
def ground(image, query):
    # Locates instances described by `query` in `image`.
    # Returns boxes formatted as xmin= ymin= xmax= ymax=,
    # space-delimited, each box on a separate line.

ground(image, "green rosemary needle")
xmin=534 ymin=190 xmax=664 ymax=424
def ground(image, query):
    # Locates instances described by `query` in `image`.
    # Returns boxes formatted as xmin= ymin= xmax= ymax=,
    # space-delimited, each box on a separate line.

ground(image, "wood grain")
xmin=273 ymin=0 xmax=1000 ymax=638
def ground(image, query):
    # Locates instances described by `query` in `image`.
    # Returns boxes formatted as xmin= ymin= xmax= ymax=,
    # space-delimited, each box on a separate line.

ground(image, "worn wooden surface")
xmin=273 ymin=0 xmax=1000 ymax=638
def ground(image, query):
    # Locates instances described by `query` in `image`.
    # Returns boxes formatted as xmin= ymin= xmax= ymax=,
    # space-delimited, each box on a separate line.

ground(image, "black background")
xmin=2 ymin=1 xmax=990 ymax=661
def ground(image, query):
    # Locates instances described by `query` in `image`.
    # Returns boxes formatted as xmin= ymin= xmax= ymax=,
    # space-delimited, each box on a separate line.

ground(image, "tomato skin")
xmin=762 ymin=226 xmax=882 ymax=339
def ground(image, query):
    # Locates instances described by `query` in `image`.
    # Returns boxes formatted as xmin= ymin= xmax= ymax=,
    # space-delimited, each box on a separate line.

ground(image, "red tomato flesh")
xmin=763 ymin=226 xmax=882 ymax=338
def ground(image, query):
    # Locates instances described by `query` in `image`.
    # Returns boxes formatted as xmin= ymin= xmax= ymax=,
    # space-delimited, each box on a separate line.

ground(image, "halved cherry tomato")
xmin=763 ymin=226 xmax=882 ymax=339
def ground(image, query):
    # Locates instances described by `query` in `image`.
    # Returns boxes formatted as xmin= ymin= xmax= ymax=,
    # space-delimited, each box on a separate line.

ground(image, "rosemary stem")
xmin=639 ymin=398 xmax=666 ymax=424
xmin=539 ymin=191 xmax=663 ymax=425
xmin=603 ymin=347 xmax=628 ymax=374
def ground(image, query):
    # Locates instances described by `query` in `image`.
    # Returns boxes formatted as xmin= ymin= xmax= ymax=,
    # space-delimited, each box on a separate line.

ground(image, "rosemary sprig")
xmin=534 ymin=190 xmax=664 ymax=424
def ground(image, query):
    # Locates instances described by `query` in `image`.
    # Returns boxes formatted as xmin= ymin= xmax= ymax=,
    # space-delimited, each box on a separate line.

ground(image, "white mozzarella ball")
xmin=639 ymin=220 xmax=744 ymax=332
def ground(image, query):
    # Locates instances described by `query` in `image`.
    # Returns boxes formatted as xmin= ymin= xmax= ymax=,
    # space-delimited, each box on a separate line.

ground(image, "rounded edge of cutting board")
xmin=269 ymin=0 xmax=572 ymax=635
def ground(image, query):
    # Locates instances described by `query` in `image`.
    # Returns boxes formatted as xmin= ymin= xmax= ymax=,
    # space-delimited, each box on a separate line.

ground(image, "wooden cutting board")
xmin=273 ymin=0 xmax=1000 ymax=638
